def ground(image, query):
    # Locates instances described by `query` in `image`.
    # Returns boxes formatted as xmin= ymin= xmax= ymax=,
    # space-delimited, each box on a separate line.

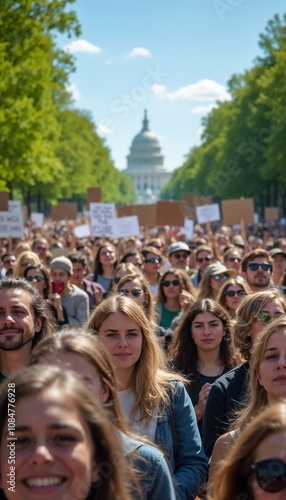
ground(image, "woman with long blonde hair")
xmin=87 ymin=295 xmax=208 ymax=500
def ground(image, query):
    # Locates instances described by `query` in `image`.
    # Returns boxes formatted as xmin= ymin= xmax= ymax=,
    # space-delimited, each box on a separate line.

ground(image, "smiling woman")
xmin=0 ymin=365 xmax=135 ymax=500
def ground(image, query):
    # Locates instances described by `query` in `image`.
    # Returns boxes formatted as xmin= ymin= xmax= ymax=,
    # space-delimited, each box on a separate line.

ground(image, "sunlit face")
xmin=258 ymin=329 xmax=286 ymax=403
xmin=243 ymin=257 xmax=272 ymax=290
xmin=125 ymin=255 xmax=143 ymax=269
xmin=224 ymin=285 xmax=246 ymax=312
xmin=210 ymin=274 xmax=229 ymax=295
xmin=26 ymin=269 xmax=47 ymax=297
xmin=118 ymin=279 xmax=146 ymax=307
xmin=70 ymin=263 xmax=85 ymax=286
xmin=169 ymin=252 xmax=189 ymax=270
xmin=44 ymin=352 xmax=109 ymax=403
xmin=0 ymin=289 xmax=42 ymax=352
xmin=224 ymin=251 xmax=242 ymax=273
xmin=161 ymin=273 xmax=181 ymax=299
xmin=51 ymin=269 xmax=69 ymax=291
xmin=249 ymin=299 xmax=286 ymax=345
xmin=98 ymin=312 xmax=143 ymax=381
xmin=191 ymin=311 xmax=225 ymax=352
xmin=0 ymin=388 xmax=97 ymax=500
xmin=99 ymin=246 xmax=116 ymax=266
xmin=272 ymin=255 xmax=286 ymax=275
xmin=251 ymin=431 xmax=286 ymax=500
xmin=196 ymin=251 xmax=213 ymax=272
xmin=143 ymin=252 xmax=162 ymax=275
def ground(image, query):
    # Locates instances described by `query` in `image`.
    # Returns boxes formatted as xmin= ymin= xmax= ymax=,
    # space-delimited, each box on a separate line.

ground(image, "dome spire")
xmin=142 ymin=109 xmax=149 ymax=132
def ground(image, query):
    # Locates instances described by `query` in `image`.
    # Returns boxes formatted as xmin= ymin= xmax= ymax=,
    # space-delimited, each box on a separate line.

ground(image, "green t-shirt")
xmin=160 ymin=304 xmax=180 ymax=328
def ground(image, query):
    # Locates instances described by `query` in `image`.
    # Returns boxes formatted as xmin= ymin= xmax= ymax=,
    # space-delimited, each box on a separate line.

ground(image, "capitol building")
xmin=124 ymin=110 xmax=171 ymax=203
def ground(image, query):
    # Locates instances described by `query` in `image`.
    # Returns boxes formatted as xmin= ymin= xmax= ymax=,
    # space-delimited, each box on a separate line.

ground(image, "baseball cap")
xmin=168 ymin=242 xmax=191 ymax=257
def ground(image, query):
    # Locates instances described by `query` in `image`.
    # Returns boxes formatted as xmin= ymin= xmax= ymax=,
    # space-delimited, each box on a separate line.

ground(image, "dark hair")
xmin=23 ymin=263 xmax=51 ymax=299
xmin=93 ymin=243 xmax=119 ymax=276
xmin=156 ymin=268 xmax=194 ymax=304
xmin=0 ymin=277 xmax=55 ymax=347
xmin=68 ymin=251 xmax=87 ymax=268
xmin=241 ymin=249 xmax=272 ymax=273
xmin=121 ymin=250 xmax=143 ymax=264
xmin=170 ymin=298 xmax=239 ymax=392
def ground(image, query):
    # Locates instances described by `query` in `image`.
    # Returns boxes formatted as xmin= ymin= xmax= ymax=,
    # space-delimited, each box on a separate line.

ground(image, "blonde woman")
xmin=87 ymin=295 xmax=208 ymax=500
xmin=13 ymin=250 xmax=40 ymax=277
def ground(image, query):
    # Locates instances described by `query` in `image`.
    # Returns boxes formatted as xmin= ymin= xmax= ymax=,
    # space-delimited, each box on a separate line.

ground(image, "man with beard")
xmin=0 ymin=277 xmax=55 ymax=380
xmin=241 ymin=249 xmax=273 ymax=292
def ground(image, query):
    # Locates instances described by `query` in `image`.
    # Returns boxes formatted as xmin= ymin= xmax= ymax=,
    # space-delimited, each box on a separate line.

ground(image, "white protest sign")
xmin=196 ymin=203 xmax=221 ymax=224
xmin=0 ymin=211 xmax=24 ymax=238
xmin=74 ymin=224 xmax=90 ymax=238
xmin=114 ymin=216 xmax=140 ymax=238
xmin=89 ymin=203 xmax=116 ymax=237
xmin=180 ymin=218 xmax=194 ymax=240
xmin=31 ymin=212 xmax=44 ymax=228
xmin=254 ymin=213 xmax=259 ymax=224
xmin=8 ymin=200 xmax=21 ymax=212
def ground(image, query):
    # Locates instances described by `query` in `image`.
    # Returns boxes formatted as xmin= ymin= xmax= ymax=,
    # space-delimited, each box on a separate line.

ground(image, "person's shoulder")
xmin=71 ymin=285 xmax=89 ymax=298
xmin=212 ymin=362 xmax=249 ymax=388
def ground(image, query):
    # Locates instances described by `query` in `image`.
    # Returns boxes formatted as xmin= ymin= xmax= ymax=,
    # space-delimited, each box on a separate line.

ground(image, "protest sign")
xmin=179 ymin=218 xmax=194 ymax=240
xmin=156 ymin=201 xmax=186 ymax=227
xmin=221 ymin=198 xmax=254 ymax=226
xmin=0 ymin=211 xmax=24 ymax=238
xmin=114 ymin=216 xmax=140 ymax=238
xmin=51 ymin=203 xmax=77 ymax=221
xmin=90 ymin=203 xmax=116 ymax=237
xmin=264 ymin=207 xmax=279 ymax=222
xmin=8 ymin=200 xmax=21 ymax=212
xmin=31 ymin=212 xmax=44 ymax=228
xmin=74 ymin=224 xmax=91 ymax=238
xmin=0 ymin=193 xmax=9 ymax=211
xmin=87 ymin=187 xmax=102 ymax=205
xmin=132 ymin=204 xmax=157 ymax=227
xmin=196 ymin=203 xmax=221 ymax=224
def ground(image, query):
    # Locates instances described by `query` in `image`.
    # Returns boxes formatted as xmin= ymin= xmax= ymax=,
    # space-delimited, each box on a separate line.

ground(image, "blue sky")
xmin=60 ymin=0 xmax=286 ymax=173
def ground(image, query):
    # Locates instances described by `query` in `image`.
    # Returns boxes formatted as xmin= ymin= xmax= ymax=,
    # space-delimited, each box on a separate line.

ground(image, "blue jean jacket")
xmin=154 ymin=381 xmax=208 ymax=499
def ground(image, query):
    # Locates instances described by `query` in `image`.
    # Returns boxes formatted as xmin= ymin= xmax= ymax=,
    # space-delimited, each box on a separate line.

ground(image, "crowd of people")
xmin=0 ymin=220 xmax=286 ymax=499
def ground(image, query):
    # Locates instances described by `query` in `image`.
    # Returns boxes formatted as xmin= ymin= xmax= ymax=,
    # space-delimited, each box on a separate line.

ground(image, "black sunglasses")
xmin=247 ymin=263 xmax=272 ymax=271
xmin=25 ymin=275 xmax=44 ymax=283
xmin=225 ymin=290 xmax=246 ymax=297
xmin=197 ymin=255 xmax=212 ymax=263
xmin=145 ymin=257 xmax=162 ymax=264
xmin=118 ymin=288 xmax=143 ymax=297
xmin=251 ymin=459 xmax=286 ymax=493
xmin=174 ymin=253 xmax=188 ymax=259
xmin=162 ymin=279 xmax=180 ymax=287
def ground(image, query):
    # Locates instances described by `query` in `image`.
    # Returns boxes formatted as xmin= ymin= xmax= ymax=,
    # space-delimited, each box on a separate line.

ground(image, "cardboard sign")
xmin=132 ymin=204 xmax=157 ymax=227
xmin=196 ymin=203 xmax=221 ymax=224
xmin=183 ymin=193 xmax=212 ymax=219
xmin=74 ymin=224 xmax=91 ymax=238
xmin=117 ymin=205 xmax=134 ymax=218
xmin=179 ymin=218 xmax=194 ymax=240
xmin=221 ymin=198 xmax=254 ymax=226
xmin=156 ymin=201 xmax=186 ymax=227
xmin=51 ymin=247 xmax=71 ymax=258
xmin=87 ymin=187 xmax=102 ymax=205
xmin=89 ymin=203 xmax=116 ymax=237
xmin=0 ymin=192 xmax=9 ymax=211
xmin=31 ymin=212 xmax=44 ymax=228
xmin=265 ymin=207 xmax=279 ymax=222
xmin=0 ymin=211 xmax=24 ymax=238
xmin=51 ymin=203 xmax=77 ymax=221
xmin=114 ymin=216 xmax=140 ymax=238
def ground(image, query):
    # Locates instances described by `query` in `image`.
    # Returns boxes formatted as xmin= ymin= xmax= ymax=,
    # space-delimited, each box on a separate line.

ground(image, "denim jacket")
xmin=154 ymin=381 xmax=208 ymax=499
xmin=121 ymin=433 xmax=176 ymax=500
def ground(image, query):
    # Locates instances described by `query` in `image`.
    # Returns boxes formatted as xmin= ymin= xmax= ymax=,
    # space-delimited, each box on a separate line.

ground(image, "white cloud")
xmin=151 ymin=84 xmax=167 ymax=97
xmin=165 ymin=79 xmax=231 ymax=102
xmin=127 ymin=47 xmax=151 ymax=58
xmin=64 ymin=39 xmax=102 ymax=54
xmin=66 ymin=83 xmax=80 ymax=100
xmin=97 ymin=123 xmax=113 ymax=136
xmin=191 ymin=103 xmax=217 ymax=114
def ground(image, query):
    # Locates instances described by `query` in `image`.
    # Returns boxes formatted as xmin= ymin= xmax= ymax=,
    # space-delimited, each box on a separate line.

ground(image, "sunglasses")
xmin=255 ymin=312 xmax=284 ymax=323
xmin=251 ymin=459 xmax=286 ymax=493
xmin=247 ymin=263 xmax=272 ymax=271
xmin=226 ymin=257 xmax=241 ymax=263
xmin=225 ymin=290 xmax=246 ymax=297
xmin=174 ymin=253 xmax=188 ymax=259
xmin=197 ymin=256 xmax=212 ymax=263
xmin=35 ymin=246 xmax=47 ymax=251
xmin=25 ymin=275 xmax=44 ymax=283
xmin=213 ymin=274 xmax=229 ymax=281
xmin=113 ymin=277 xmax=121 ymax=284
xmin=118 ymin=288 xmax=143 ymax=297
xmin=162 ymin=279 xmax=180 ymax=287
xmin=145 ymin=257 xmax=162 ymax=264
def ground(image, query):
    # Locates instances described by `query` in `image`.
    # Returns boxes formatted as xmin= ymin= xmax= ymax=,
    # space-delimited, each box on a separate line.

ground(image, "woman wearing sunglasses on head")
xmin=197 ymin=263 xmax=235 ymax=301
xmin=209 ymin=316 xmax=286 ymax=495
xmin=217 ymin=278 xmax=250 ymax=317
xmin=170 ymin=299 xmax=241 ymax=433
xmin=23 ymin=264 xmax=69 ymax=327
xmin=112 ymin=263 xmax=138 ymax=290
xmin=155 ymin=268 xmax=196 ymax=329
xmin=208 ymin=401 xmax=286 ymax=500
xmin=87 ymin=294 xmax=208 ymax=500
xmin=222 ymin=246 xmax=243 ymax=277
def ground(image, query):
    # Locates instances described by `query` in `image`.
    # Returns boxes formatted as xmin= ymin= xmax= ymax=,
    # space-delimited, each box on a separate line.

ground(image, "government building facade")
xmin=124 ymin=110 xmax=171 ymax=203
